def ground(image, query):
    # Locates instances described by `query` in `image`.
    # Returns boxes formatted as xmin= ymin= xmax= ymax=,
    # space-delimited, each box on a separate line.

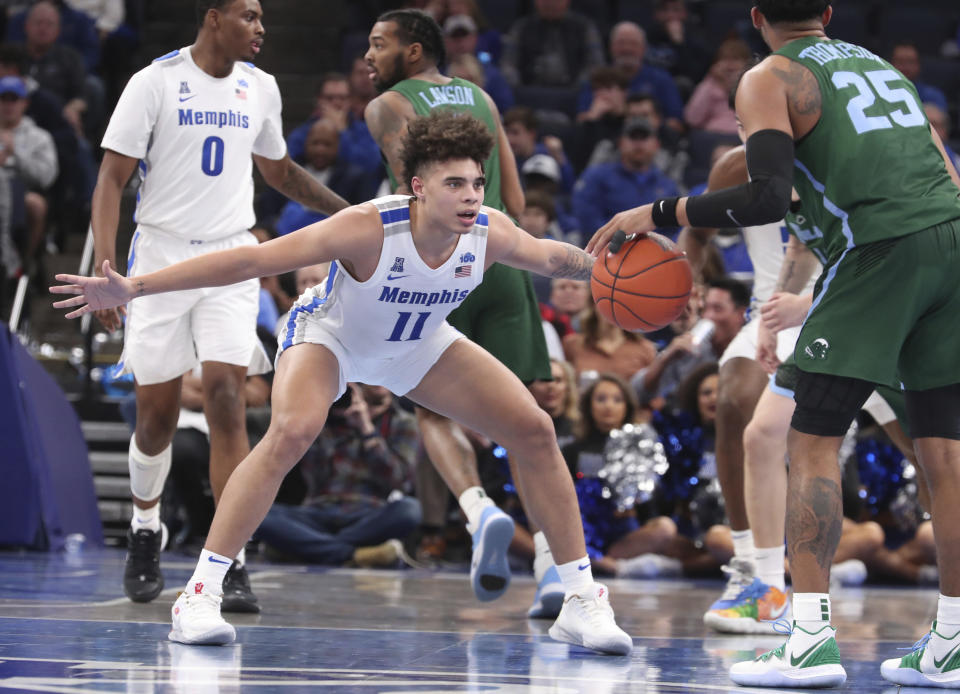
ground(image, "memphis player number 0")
xmin=201 ymin=136 xmax=225 ymax=176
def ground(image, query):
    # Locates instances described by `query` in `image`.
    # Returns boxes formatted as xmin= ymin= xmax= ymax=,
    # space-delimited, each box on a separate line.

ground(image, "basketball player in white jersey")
xmin=55 ymin=109 xmax=633 ymax=655
xmin=91 ymin=0 xmax=349 ymax=610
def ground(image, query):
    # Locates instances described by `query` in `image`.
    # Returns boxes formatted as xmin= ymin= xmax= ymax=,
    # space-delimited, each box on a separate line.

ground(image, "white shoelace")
xmin=181 ymin=592 xmax=224 ymax=621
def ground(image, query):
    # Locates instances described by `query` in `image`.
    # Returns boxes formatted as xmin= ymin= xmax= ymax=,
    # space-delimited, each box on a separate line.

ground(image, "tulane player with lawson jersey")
xmin=588 ymin=0 xmax=960 ymax=688
xmin=91 ymin=0 xmax=349 ymax=613
xmin=362 ymin=9 xmax=567 ymax=619
xmin=54 ymin=109 xmax=634 ymax=656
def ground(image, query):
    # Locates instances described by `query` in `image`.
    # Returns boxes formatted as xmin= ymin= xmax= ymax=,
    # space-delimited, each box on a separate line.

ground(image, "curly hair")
xmin=377 ymin=9 xmax=447 ymax=67
xmin=399 ymin=110 xmax=493 ymax=189
xmin=196 ymin=0 xmax=235 ymax=28
xmin=753 ymin=0 xmax=830 ymax=24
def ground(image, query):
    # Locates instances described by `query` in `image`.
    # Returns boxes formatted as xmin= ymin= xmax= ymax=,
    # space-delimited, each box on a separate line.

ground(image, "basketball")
xmin=591 ymin=232 xmax=693 ymax=332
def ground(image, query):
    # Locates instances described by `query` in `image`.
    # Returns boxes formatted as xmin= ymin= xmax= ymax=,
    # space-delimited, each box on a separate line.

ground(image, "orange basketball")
xmin=591 ymin=232 xmax=693 ymax=332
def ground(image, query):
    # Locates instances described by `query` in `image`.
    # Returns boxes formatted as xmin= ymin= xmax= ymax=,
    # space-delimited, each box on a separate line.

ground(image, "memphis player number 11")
xmin=202 ymin=136 xmax=225 ymax=176
xmin=832 ymin=69 xmax=924 ymax=134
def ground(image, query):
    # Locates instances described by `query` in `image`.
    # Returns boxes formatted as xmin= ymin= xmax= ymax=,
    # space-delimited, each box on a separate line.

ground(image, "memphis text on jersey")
xmin=378 ymin=286 xmax=470 ymax=307
xmin=178 ymin=108 xmax=250 ymax=129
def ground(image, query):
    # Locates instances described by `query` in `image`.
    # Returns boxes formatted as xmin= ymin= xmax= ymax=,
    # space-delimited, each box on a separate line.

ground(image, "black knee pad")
xmin=790 ymin=371 xmax=874 ymax=437
xmin=905 ymin=384 xmax=960 ymax=440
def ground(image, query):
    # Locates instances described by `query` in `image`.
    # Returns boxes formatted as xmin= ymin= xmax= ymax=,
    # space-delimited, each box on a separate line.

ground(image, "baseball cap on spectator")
xmin=0 ymin=76 xmax=27 ymax=99
xmin=444 ymin=14 xmax=477 ymax=37
xmin=521 ymin=154 xmax=561 ymax=183
xmin=622 ymin=116 xmax=655 ymax=138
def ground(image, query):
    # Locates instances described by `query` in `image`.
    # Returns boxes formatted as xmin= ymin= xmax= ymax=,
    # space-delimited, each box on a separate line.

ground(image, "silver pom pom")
xmin=600 ymin=422 xmax=669 ymax=512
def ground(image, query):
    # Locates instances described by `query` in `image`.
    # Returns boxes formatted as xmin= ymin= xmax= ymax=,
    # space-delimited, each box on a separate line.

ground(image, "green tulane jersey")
xmin=386 ymin=77 xmax=504 ymax=213
xmin=784 ymin=202 xmax=842 ymax=264
xmin=775 ymin=37 xmax=960 ymax=255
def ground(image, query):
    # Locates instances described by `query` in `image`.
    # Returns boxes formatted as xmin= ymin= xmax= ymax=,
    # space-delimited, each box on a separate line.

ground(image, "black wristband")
xmin=651 ymin=196 xmax=680 ymax=227
xmin=361 ymin=432 xmax=379 ymax=441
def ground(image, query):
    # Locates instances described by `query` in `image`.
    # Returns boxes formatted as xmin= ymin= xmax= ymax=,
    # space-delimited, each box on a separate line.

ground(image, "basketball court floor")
xmin=0 ymin=549 xmax=934 ymax=692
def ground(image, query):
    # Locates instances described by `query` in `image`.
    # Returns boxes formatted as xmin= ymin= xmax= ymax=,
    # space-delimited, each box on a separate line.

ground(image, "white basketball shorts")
xmin=119 ymin=226 xmax=270 ymax=385
xmin=719 ymin=317 xmax=802 ymax=367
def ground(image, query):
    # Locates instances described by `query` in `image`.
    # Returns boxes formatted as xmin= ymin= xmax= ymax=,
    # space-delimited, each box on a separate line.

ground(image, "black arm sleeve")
xmin=684 ymin=129 xmax=795 ymax=228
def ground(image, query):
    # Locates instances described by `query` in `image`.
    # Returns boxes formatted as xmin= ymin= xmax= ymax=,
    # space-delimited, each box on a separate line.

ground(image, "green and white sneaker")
xmin=881 ymin=621 xmax=960 ymax=688
xmin=729 ymin=621 xmax=846 ymax=688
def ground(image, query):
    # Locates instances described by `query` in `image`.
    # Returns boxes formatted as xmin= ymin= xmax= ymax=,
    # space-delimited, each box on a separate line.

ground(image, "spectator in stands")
xmin=275 ymin=119 xmax=379 ymax=237
xmin=8 ymin=0 xmax=100 ymax=72
xmin=580 ymin=93 xmax=688 ymax=190
xmin=684 ymin=38 xmax=750 ymax=135
xmin=644 ymin=0 xmax=711 ymax=98
xmin=0 ymin=73 xmax=57 ymax=266
xmin=531 ymin=358 xmax=580 ymax=450
xmin=255 ymin=383 xmax=422 ymax=567
xmin=443 ymin=13 xmax=513 ymax=113
xmin=65 ymin=0 xmax=124 ymax=39
xmin=500 ymin=0 xmax=604 ymax=88
xmin=576 ymin=22 xmax=684 ymax=133
xmin=504 ymin=106 xmax=572 ymax=192
xmin=19 ymin=2 xmax=87 ymax=135
xmin=519 ymin=153 xmax=580 ymax=243
xmin=925 ymin=102 xmax=960 ymax=175
xmin=0 ymin=43 xmax=84 ymax=251
xmin=542 ymin=277 xmax=588 ymax=338
xmin=572 ymin=66 xmax=628 ymax=170
xmin=890 ymin=40 xmax=948 ymax=114
xmin=561 ymin=372 xmax=678 ymax=575
xmin=562 ymin=302 xmax=657 ymax=383
xmin=631 ymin=283 xmax=715 ymax=411
xmin=702 ymin=277 xmax=749 ymax=358
xmin=572 ymin=116 xmax=680 ymax=240
xmin=287 ymin=71 xmax=382 ymax=175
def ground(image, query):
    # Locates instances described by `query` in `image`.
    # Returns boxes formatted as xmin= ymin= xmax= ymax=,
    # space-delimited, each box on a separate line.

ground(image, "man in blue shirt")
xmin=576 ymin=22 xmax=684 ymax=132
xmin=572 ymin=116 xmax=680 ymax=238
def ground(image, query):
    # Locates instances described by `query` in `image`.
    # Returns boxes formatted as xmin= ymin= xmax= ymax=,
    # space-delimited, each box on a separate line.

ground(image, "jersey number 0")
xmin=202 ymin=136 xmax=225 ymax=176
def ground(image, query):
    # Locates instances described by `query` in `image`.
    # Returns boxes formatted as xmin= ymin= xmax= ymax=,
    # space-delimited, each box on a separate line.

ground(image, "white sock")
xmin=755 ymin=545 xmax=786 ymax=591
xmin=793 ymin=592 xmax=831 ymax=632
xmin=131 ymin=503 xmax=161 ymax=533
xmin=235 ymin=546 xmax=246 ymax=568
xmin=730 ymin=528 xmax=756 ymax=564
xmin=459 ymin=486 xmax=495 ymax=530
xmin=533 ymin=531 xmax=554 ymax=583
xmin=556 ymin=555 xmax=594 ymax=597
xmin=937 ymin=594 xmax=960 ymax=632
xmin=185 ymin=549 xmax=233 ymax=597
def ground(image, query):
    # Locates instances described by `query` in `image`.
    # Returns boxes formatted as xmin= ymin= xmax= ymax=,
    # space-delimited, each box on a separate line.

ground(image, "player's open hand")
xmin=586 ymin=203 xmax=654 ymax=257
xmin=50 ymin=260 xmax=134 ymax=319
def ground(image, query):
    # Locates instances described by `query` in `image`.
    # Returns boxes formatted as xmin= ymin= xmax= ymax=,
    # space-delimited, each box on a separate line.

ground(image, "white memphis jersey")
xmin=101 ymin=47 xmax=286 ymax=240
xmin=281 ymin=195 xmax=488 ymax=358
xmin=741 ymin=220 xmax=817 ymax=312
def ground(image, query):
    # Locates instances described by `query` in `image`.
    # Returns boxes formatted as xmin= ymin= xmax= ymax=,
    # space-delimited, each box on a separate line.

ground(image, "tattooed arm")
xmin=365 ymin=92 xmax=416 ymax=194
xmin=487 ymin=209 xmax=594 ymax=279
xmin=255 ymin=153 xmax=350 ymax=215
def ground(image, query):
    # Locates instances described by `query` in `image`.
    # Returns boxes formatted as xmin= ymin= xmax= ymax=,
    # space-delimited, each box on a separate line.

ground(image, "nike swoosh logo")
xmin=577 ymin=563 xmax=590 ymax=570
xmin=725 ymin=208 xmax=742 ymax=227
xmin=790 ymin=637 xmax=830 ymax=666
xmin=179 ymin=95 xmax=198 ymax=102
xmin=387 ymin=274 xmax=410 ymax=280
xmin=659 ymin=200 xmax=665 ymax=213
xmin=207 ymin=556 xmax=231 ymax=565
xmin=933 ymin=642 xmax=960 ymax=669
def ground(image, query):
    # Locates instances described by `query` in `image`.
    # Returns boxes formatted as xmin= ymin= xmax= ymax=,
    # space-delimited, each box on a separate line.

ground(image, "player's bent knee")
xmin=265 ymin=414 xmax=326 ymax=466
xmin=791 ymin=371 xmax=873 ymax=437
xmin=861 ymin=521 xmax=884 ymax=550
xmin=649 ymin=516 xmax=677 ymax=545
xmin=905 ymin=384 xmax=960 ymax=440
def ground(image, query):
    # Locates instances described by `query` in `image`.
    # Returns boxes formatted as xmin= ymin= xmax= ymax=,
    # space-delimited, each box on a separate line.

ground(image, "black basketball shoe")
xmin=221 ymin=561 xmax=260 ymax=613
xmin=123 ymin=525 xmax=166 ymax=603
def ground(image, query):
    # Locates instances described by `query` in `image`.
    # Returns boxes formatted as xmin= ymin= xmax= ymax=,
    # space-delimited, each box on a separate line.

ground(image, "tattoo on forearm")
xmin=280 ymin=161 xmax=349 ymax=215
xmin=786 ymin=476 xmax=843 ymax=572
xmin=367 ymin=99 xmax=409 ymax=192
xmin=551 ymin=245 xmax=594 ymax=280
xmin=136 ymin=280 xmax=145 ymax=296
xmin=771 ymin=61 xmax=822 ymax=116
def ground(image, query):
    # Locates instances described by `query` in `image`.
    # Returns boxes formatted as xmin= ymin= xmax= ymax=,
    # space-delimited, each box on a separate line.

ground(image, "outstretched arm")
xmin=255 ymin=153 xmax=350 ymax=214
xmin=486 ymin=209 xmax=594 ymax=280
xmin=52 ymin=205 xmax=377 ymax=318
